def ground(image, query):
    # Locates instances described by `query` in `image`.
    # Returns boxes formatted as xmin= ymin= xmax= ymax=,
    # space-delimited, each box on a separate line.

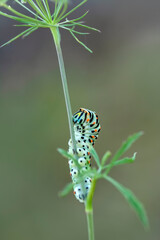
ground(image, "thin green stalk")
xmin=86 ymin=210 xmax=94 ymax=240
xmin=85 ymin=179 xmax=96 ymax=240
xmin=50 ymin=27 xmax=77 ymax=157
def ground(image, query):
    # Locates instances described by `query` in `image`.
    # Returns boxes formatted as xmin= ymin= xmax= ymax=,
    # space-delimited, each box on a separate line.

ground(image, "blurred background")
xmin=0 ymin=0 xmax=160 ymax=239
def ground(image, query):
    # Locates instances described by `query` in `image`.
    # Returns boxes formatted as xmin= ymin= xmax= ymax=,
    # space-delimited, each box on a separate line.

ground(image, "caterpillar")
xmin=68 ymin=108 xmax=101 ymax=203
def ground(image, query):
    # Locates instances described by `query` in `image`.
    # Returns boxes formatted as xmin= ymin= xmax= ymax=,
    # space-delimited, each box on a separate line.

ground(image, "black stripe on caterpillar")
xmin=68 ymin=108 xmax=101 ymax=203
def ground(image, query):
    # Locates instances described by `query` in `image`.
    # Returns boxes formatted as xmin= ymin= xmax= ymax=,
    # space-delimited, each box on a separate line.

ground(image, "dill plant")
xmin=0 ymin=1 xmax=149 ymax=240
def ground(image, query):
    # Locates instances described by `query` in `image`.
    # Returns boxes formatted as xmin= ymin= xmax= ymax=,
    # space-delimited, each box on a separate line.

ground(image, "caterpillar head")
xmin=73 ymin=110 xmax=82 ymax=124
xmin=73 ymin=108 xmax=89 ymax=124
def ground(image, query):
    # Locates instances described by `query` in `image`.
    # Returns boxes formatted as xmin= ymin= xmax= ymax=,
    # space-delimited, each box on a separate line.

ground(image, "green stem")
xmin=86 ymin=210 xmax=94 ymax=240
xmin=51 ymin=26 xmax=96 ymax=240
xmin=85 ymin=179 xmax=96 ymax=240
xmin=50 ymin=27 xmax=77 ymax=155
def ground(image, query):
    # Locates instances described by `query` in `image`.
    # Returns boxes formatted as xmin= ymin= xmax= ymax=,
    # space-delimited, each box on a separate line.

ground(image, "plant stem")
xmin=50 ymin=27 xmax=77 ymax=156
xmin=86 ymin=210 xmax=94 ymax=240
xmin=85 ymin=179 xmax=96 ymax=240
xmin=51 ymin=26 xmax=96 ymax=240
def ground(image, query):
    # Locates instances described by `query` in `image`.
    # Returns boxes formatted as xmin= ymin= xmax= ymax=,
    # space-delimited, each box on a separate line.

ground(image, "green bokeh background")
xmin=0 ymin=1 xmax=160 ymax=239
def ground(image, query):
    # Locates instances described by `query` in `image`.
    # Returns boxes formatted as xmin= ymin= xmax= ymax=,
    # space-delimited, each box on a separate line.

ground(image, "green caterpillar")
xmin=68 ymin=108 xmax=101 ymax=203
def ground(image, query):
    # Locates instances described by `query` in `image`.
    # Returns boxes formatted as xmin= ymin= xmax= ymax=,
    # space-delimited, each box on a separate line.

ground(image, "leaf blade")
xmin=59 ymin=182 xmax=73 ymax=197
xmin=14 ymin=0 xmax=43 ymax=21
xmin=57 ymin=148 xmax=80 ymax=168
xmin=58 ymin=0 xmax=88 ymax=22
xmin=0 ymin=27 xmax=36 ymax=48
xmin=22 ymin=26 xmax=38 ymax=38
xmin=111 ymin=132 xmax=143 ymax=163
xmin=113 ymin=152 xmax=136 ymax=166
xmin=103 ymin=152 xmax=137 ymax=171
xmin=104 ymin=176 xmax=149 ymax=229
xmin=105 ymin=132 xmax=143 ymax=175
xmin=70 ymin=30 xmax=92 ymax=53
xmin=101 ymin=151 xmax=111 ymax=166
xmin=90 ymin=147 xmax=101 ymax=168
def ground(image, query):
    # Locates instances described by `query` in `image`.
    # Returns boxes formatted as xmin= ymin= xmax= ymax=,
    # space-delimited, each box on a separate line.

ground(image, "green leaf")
xmin=113 ymin=152 xmax=136 ymax=166
xmin=78 ymin=169 xmax=97 ymax=182
xmin=14 ymin=0 xmax=43 ymax=20
xmin=90 ymin=147 xmax=101 ymax=168
xmin=68 ymin=10 xmax=89 ymax=23
xmin=27 ymin=0 xmax=48 ymax=21
xmin=1 ymin=3 xmax=43 ymax=23
xmin=72 ymin=22 xmax=100 ymax=32
xmin=58 ymin=0 xmax=88 ymax=22
xmin=59 ymin=182 xmax=73 ymax=197
xmin=42 ymin=0 xmax=52 ymax=21
xmin=22 ymin=26 xmax=38 ymax=38
xmin=57 ymin=1 xmax=68 ymax=20
xmin=104 ymin=176 xmax=149 ymax=229
xmin=35 ymin=0 xmax=48 ymax=19
xmin=70 ymin=30 xmax=92 ymax=53
xmin=0 ymin=27 xmax=36 ymax=48
xmin=101 ymin=151 xmax=111 ymax=166
xmin=110 ymin=131 xmax=143 ymax=163
xmin=58 ymin=148 xmax=75 ymax=160
xmin=57 ymin=148 xmax=80 ymax=168
xmin=54 ymin=0 xmax=64 ymax=20
xmin=103 ymin=152 xmax=136 ymax=171
xmin=60 ymin=25 xmax=89 ymax=35
xmin=59 ymin=11 xmax=89 ymax=26
xmin=105 ymin=132 xmax=143 ymax=175
xmin=0 ymin=8 xmax=47 ymax=26
xmin=0 ymin=0 xmax=8 ymax=5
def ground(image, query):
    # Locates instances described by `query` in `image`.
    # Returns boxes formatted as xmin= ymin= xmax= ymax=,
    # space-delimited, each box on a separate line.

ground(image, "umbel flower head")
xmin=0 ymin=0 xmax=99 ymax=51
